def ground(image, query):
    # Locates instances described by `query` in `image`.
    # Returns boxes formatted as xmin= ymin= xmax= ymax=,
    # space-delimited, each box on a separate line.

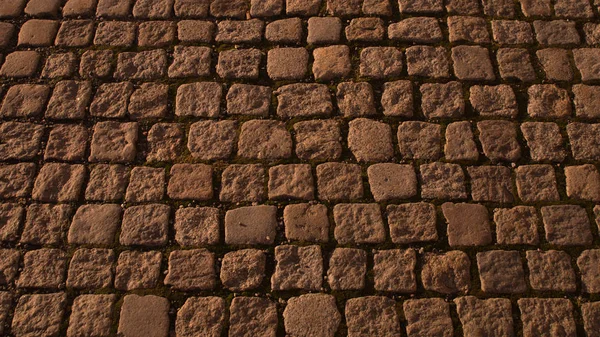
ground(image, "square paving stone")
xmin=555 ymin=0 xmax=594 ymax=18
xmin=444 ymin=121 xmax=479 ymax=162
xmin=307 ymin=17 xmax=341 ymax=44
xmin=85 ymin=164 xmax=128 ymax=201
xmin=12 ymin=293 xmax=66 ymax=337
xmin=494 ymin=206 xmax=539 ymax=245
xmin=238 ymin=120 xmax=292 ymax=160
xmin=120 ymin=204 xmax=170 ymax=247
xmin=0 ymin=249 xmax=19 ymax=285
xmin=573 ymin=48 xmax=600 ymax=81
xmin=399 ymin=0 xmax=443 ymax=12
xmin=336 ymin=82 xmax=376 ymax=117
xmin=477 ymin=250 xmax=526 ymax=294
xmin=373 ymin=249 xmax=416 ymax=292
xmin=66 ymin=248 xmax=115 ymax=289
xmin=89 ymin=82 xmax=133 ymax=118
xmin=477 ymin=120 xmax=521 ymax=162
xmin=287 ymin=0 xmax=322 ymax=15
xmin=44 ymin=124 xmax=88 ymax=162
xmin=174 ymin=207 xmax=220 ymax=246
xmin=210 ymin=0 xmax=247 ymax=18
xmin=94 ymin=21 xmax=136 ymax=46
xmin=345 ymin=18 xmax=385 ymax=42
xmin=0 ymin=163 xmax=36 ymax=199
xmin=363 ymin=0 xmax=393 ymax=15
xmin=24 ymin=0 xmax=61 ymax=16
xmin=397 ymin=121 xmax=441 ymax=160
xmin=129 ymin=83 xmax=169 ymax=119
xmin=174 ymin=0 xmax=209 ymax=17
xmin=251 ymin=0 xmax=283 ymax=16
xmin=114 ymin=50 xmax=167 ymax=80
xmin=317 ymin=162 xmax=363 ymax=201
xmin=515 ymin=165 xmax=560 ymax=203
xmin=21 ymin=204 xmax=72 ymax=245
xmin=168 ymin=46 xmax=211 ymax=78
xmin=313 ymin=45 xmax=351 ymax=81
xmin=294 ymin=120 xmax=342 ymax=161
xmin=220 ymin=164 xmax=266 ymax=203
xmin=177 ymin=20 xmax=214 ymax=42
xmin=359 ymin=47 xmax=403 ymax=79
xmin=526 ymin=250 xmax=576 ymax=292
xmin=404 ymin=298 xmax=454 ymax=337
xmin=215 ymin=19 xmax=263 ymax=43
xmin=497 ymin=48 xmax=536 ymax=81
xmin=327 ymin=248 xmax=367 ymax=290
xmin=138 ymin=21 xmax=175 ymax=47
xmin=469 ymin=84 xmax=517 ymax=118
xmin=420 ymin=162 xmax=467 ymax=200
xmin=492 ymin=20 xmax=533 ymax=44
xmin=389 ymin=17 xmax=443 ymax=43
xmin=519 ymin=0 xmax=552 ymax=16
xmin=406 ymin=46 xmax=450 ymax=78
xmin=578 ymin=249 xmax=600 ymax=293
xmin=451 ymin=45 xmax=495 ymax=81
xmin=32 ymin=163 xmax=86 ymax=202
xmin=454 ymin=296 xmax=514 ymax=337
xmin=167 ymin=164 xmax=213 ymax=200
xmin=132 ymin=0 xmax=173 ymax=18
xmin=0 ymin=51 xmax=40 ymax=77
xmin=165 ymin=249 xmax=215 ymax=290
xmin=268 ymin=164 xmax=314 ymax=200
xmin=0 ymin=0 xmax=26 ymax=17
xmin=567 ymin=122 xmax=600 ymax=160
xmin=45 ymin=80 xmax=92 ymax=120
xmin=217 ymin=49 xmax=262 ymax=79
xmin=276 ymin=83 xmax=332 ymax=118
xmin=147 ymin=123 xmax=183 ymax=162
xmin=541 ymin=205 xmax=593 ymax=246
xmin=176 ymin=82 xmax=222 ymax=118
xmin=345 ymin=296 xmax=401 ymax=337
xmin=387 ymin=202 xmax=437 ymax=244
xmin=41 ymin=52 xmax=77 ymax=78
xmin=283 ymin=203 xmax=329 ymax=243
xmin=527 ymin=84 xmax=572 ymax=119
xmin=368 ymin=163 xmax=417 ymax=201
xmin=67 ymin=294 xmax=115 ymax=337
xmin=17 ymin=248 xmax=66 ymax=289
xmin=284 ymin=294 xmax=341 ymax=337
xmin=125 ymin=167 xmax=165 ymax=203
xmin=420 ymin=82 xmax=464 ymax=118
xmin=422 ymin=250 xmax=471 ymax=294
xmin=80 ymin=50 xmax=113 ymax=78
xmin=114 ymin=250 xmax=162 ymax=290
xmin=187 ymin=120 xmax=237 ymax=160
xmin=381 ymin=80 xmax=413 ymax=117
xmin=348 ymin=118 xmax=393 ymax=162
xmin=227 ymin=84 xmax=271 ymax=117
xmin=327 ymin=0 xmax=362 ymax=15
xmin=574 ymin=84 xmax=600 ymax=118
xmin=534 ymin=20 xmax=580 ymax=45
xmin=68 ymin=204 xmax=121 ymax=245
xmin=176 ymin=297 xmax=226 ymax=337
xmin=96 ymin=0 xmax=134 ymax=17
xmin=267 ymin=48 xmax=308 ymax=80
xmin=118 ymin=295 xmax=169 ymax=337
xmin=0 ymin=84 xmax=50 ymax=118
xmin=582 ymin=302 xmax=600 ymax=337
xmin=518 ymin=298 xmax=576 ymax=337
xmin=565 ymin=164 xmax=600 ymax=201
xmin=0 ymin=203 xmax=23 ymax=242
xmin=481 ymin=0 xmax=515 ymax=16
xmin=0 ymin=122 xmax=44 ymax=161
xmin=17 ymin=19 xmax=58 ymax=46
xmin=229 ymin=297 xmax=278 ymax=337
xmin=448 ymin=16 xmax=490 ymax=43
xmin=55 ymin=20 xmax=94 ymax=47
xmin=89 ymin=122 xmax=138 ymax=163
xmin=225 ymin=205 xmax=277 ymax=245
xmin=272 ymin=245 xmax=322 ymax=291
xmin=467 ymin=166 xmax=514 ymax=203
xmin=520 ymin=122 xmax=566 ymax=162
xmin=63 ymin=0 xmax=97 ymax=17
xmin=266 ymin=18 xmax=303 ymax=44
xmin=220 ymin=249 xmax=266 ymax=291
xmin=442 ymin=202 xmax=492 ymax=246
xmin=334 ymin=203 xmax=386 ymax=244
xmin=537 ymin=48 xmax=573 ymax=81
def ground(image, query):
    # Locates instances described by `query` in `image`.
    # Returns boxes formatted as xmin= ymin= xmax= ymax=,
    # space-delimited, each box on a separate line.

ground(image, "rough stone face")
xmin=80 ymin=50 xmax=113 ymax=78
xmin=0 ymin=163 xmax=36 ymax=199
xmin=0 ymin=249 xmax=20 ymax=285
xmin=518 ymin=298 xmax=576 ymax=337
xmin=94 ymin=21 xmax=137 ymax=46
xmin=317 ymin=162 xmax=363 ymax=201
xmin=541 ymin=205 xmax=593 ymax=246
xmin=188 ymin=120 xmax=237 ymax=160
xmin=404 ymin=298 xmax=454 ymax=337
xmin=333 ymin=203 xmax=386 ymax=244
xmin=21 ymin=204 xmax=72 ymax=245
xmin=0 ymin=204 xmax=23 ymax=243
xmin=448 ymin=16 xmax=489 ymax=43
xmin=470 ymin=85 xmax=517 ymax=118
xmin=174 ymin=207 xmax=220 ymax=246
xmin=477 ymin=250 xmax=527 ymax=294
xmin=176 ymin=297 xmax=226 ymax=337
xmin=176 ymin=82 xmax=222 ymax=118
xmin=168 ymin=46 xmax=211 ymax=78
xmin=492 ymin=20 xmax=533 ymax=44
xmin=0 ymin=122 xmax=44 ymax=161
xmin=444 ymin=121 xmax=479 ymax=161
xmin=565 ymin=164 xmax=600 ymax=201
xmin=125 ymin=167 xmax=165 ymax=203
xmin=265 ymin=18 xmax=301 ymax=43
xmin=455 ymin=296 xmax=514 ymax=337
xmin=0 ymin=84 xmax=50 ymax=118
xmin=397 ymin=121 xmax=441 ymax=160
xmin=527 ymin=250 xmax=576 ymax=292
xmin=167 ymin=164 xmax=213 ymax=200
xmin=228 ymin=84 xmax=271 ymax=117
xmin=238 ymin=120 xmax=292 ymax=159
xmin=165 ymin=249 xmax=215 ymax=291
xmin=89 ymin=122 xmax=138 ymax=163
xmin=373 ymin=249 xmax=416 ymax=292
xmin=387 ymin=202 xmax=437 ymax=244
xmin=477 ymin=120 xmax=521 ymax=162
xmin=389 ymin=17 xmax=443 ymax=43
xmin=420 ymin=162 xmax=467 ymax=200
xmin=68 ymin=204 xmax=121 ymax=245
xmin=44 ymin=124 xmax=88 ymax=162
xmin=367 ymin=163 xmax=417 ymax=201
xmin=420 ymin=82 xmax=464 ymax=118
xmin=215 ymin=19 xmax=263 ymax=43
xmin=12 ymin=293 xmax=67 ymax=337
xmin=17 ymin=248 xmax=66 ymax=289
xmin=217 ymin=48 xmax=262 ymax=79
xmin=220 ymin=164 xmax=266 ymax=203
xmin=67 ymin=295 xmax=115 ymax=337
xmin=120 ymin=204 xmax=170 ymax=247
xmin=345 ymin=297 xmax=402 ymax=337
xmin=275 ymin=83 xmax=331 ymax=118
xmin=451 ymin=45 xmax=495 ymax=80
xmin=284 ymin=203 xmax=329 ymax=243
xmin=573 ymin=84 xmax=600 ymax=119
xmin=268 ymin=164 xmax=314 ymax=200
xmin=283 ymin=294 xmax=341 ymax=337
xmin=45 ymin=80 xmax=92 ymax=119
xmin=327 ymin=248 xmax=367 ymax=290
xmin=582 ymin=302 xmax=600 ymax=337
xmin=467 ymin=166 xmax=514 ymax=203
xmin=494 ymin=206 xmax=539 ymax=245
xmin=66 ymin=248 xmax=115 ymax=289
xmin=515 ymin=165 xmax=560 ymax=203
xmin=521 ymin=122 xmax=566 ymax=162
xmin=307 ymin=16 xmax=341 ymax=44
xmin=422 ymin=251 xmax=471 ymax=294
xmin=442 ymin=202 xmax=492 ymax=246
xmin=567 ymin=123 xmax=600 ymax=160
xmin=271 ymin=245 xmax=322 ymax=291
xmin=381 ymin=80 xmax=413 ymax=117
xmin=267 ymin=47 xmax=308 ymax=80
xmin=114 ymin=50 xmax=167 ymax=80
xmin=229 ymin=297 xmax=278 ymax=337
xmin=115 ymin=251 xmax=162 ymax=290
xmin=406 ymin=46 xmax=450 ymax=78
xmin=360 ymin=47 xmax=403 ymax=79
xmin=497 ymin=48 xmax=537 ymax=81
xmin=312 ymin=45 xmax=352 ymax=81
xmin=85 ymin=164 xmax=128 ymax=201
xmin=224 ymin=206 xmax=277 ymax=245
xmin=527 ymin=84 xmax=572 ymax=119
xmin=294 ymin=120 xmax=342 ymax=161
xmin=578 ymin=249 xmax=600 ymax=293
xmin=348 ymin=118 xmax=394 ymax=162
xmin=32 ymin=163 xmax=86 ymax=203
xmin=574 ymin=48 xmax=600 ymax=81
xmin=537 ymin=48 xmax=573 ymax=81
xmin=220 ymin=249 xmax=265 ymax=291
xmin=118 ymin=295 xmax=170 ymax=337
xmin=42 ymin=52 xmax=77 ymax=78
xmin=138 ymin=21 xmax=175 ymax=47
xmin=345 ymin=18 xmax=385 ymax=42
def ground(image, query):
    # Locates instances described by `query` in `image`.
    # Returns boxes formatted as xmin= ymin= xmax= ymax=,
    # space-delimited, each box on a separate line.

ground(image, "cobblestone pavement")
xmin=1 ymin=0 xmax=600 ymax=336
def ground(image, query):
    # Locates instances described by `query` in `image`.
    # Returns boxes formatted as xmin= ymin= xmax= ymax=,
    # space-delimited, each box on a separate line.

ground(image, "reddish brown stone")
xmin=373 ymin=249 xmax=416 ymax=292
xmin=272 ymin=245 xmax=322 ymax=291
xmin=114 ymin=251 xmax=162 ymax=290
xmin=387 ymin=202 xmax=437 ymax=244
xmin=221 ymin=249 xmax=265 ymax=291
xmin=174 ymin=207 xmax=220 ymax=246
xmin=333 ymin=203 xmax=385 ymax=244
xmin=404 ymin=299 xmax=453 ymax=337
xmin=422 ymin=251 xmax=471 ymax=294
xmin=442 ymin=202 xmax=492 ymax=246
xmin=118 ymin=295 xmax=169 ymax=337
xmin=224 ymin=206 xmax=277 ymax=245
xmin=66 ymin=248 xmax=115 ymax=289
xmin=327 ymin=248 xmax=367 ymax=290
xmin=165 ymin=249 xmax=215 ymax=291
xmin=283 ymin=203 xmax=329 ymax=243
xmin=176 ymin=297 xmax=226 ymax=337
xmin=283 ymin=294 xmax=341 ymax=337
xmin=345 ymin=297 xmax=402 ymax=337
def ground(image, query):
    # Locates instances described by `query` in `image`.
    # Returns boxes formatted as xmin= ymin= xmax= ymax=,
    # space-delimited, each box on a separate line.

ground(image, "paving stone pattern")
xmin=1 ymin=0 xmax=600 ymax=336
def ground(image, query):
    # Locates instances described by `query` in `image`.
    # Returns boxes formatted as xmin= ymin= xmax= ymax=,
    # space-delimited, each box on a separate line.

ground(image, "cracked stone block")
xmin=89 ymin=122 xmax=137 ymax=163
xmin=176 ymin=82 xmax=222 ymax=118
xmin=381 ymin=80 xmax=413 ymax=117
xmin=542 ymin=205 xmax=593 ymax=246
xmin=18 ymin=19 xmax=58 ymax=47
xmin=177 ymin=20 xmax=214 ymax=42
xmin=55 ymin=20 xmax=94 ymax=47
xmin=220 ymin=249 xmax=266 ymax=291
xmin=229 ymin=297 xmax=278 ymax=337
xmin=520 ymin=122 xmax=566 ymax=162
xmin=276 ymin=83 xmax=331 ymax=118
xmin=373 ymin=249 xmax=416 ymax=292
xmin=268 ymin=164 xmax=314 ymax=200
xmin=167 ymin=164 xmax=213 ymax=200
xmin=80 ymin=50 xmax=113 ymax=78
xmin=387 ymin=202 xmax=437 ymax=244
xmin=470 ymin=84 xmax=517 ymax=118
xmin=422 ymin=251 xmax=471 ymax=294
xmin=215 ymin=19 xmax=263 ymax=43
xmin=567 ymin=123 xmax=600 ymax=160
xmin=118 ymin=295 xmax=169 ymax=337
xmin=12 ymin=293 xmax=66 ymax=337
xmin=526 ymin=250 xmax=576 ymax=292
xmin=420 ymin=82 xmax=464 ymax=118
xmin=360 ymin=47 xmax=403 ymax=79
xmin=284 ymin=203 xmax=329 ymax=243
xmin=477 ymin=250 xmax=526 ymax=294
xmin=448 ymin=16 xmax=489 ymax=43
xmin=295 ymin=120 xmax=342 ymax=161
xmin=389 ymin=17 xmax=443 ymax=43
xmin=114 ymin=50 xmax=167 ymax=80
xmin=44 ymin=124 xmax=88 ymax=162
xmin=0 ymin=122 xmax=44 ymax=161
xmin=565 ymin=164 xmax=600 ymax=201
xmin=90 ymin=82 xmax=134 ymax=118
xmin=442 ymin=202 xmax=492 ymax=247
xmin=114 ymin=251 xmax=162 ymax=290
xmin=527 ymin=84 xmax=571 ymax=119
xmin=307 ymin=17 xmax=341 ymax=44
xmin=518 ymin=298 xmax=576 ymax=337
xmin=334 ymin=203 xmax=385 ymax=244
xmin=346 ymin=18 xmax=385 ymax=42
xmin=165 ymin=249 xmax=215 ymax=291
xmin=467 ymin=166 xmax=514 ymax=203
xmin=494 ymin=206 xmax=539 ymax=245
xmin=452 ymin=45 xmax=495 ymax=81
xmin=120 ymin=204 xmax=170 ymax=247
xmin=85 ymin=164 xmax=128 ymax=201
xmin=147 ymin=123 xmax=184 ymax=162
xmin=444 ymin=121 xmax=479 ymax=162
xmin=455 ymin=296 xmax=514 ymax=337
xmin=284 ymin=294 xmax=341 ymax=337
xmin=66 ymin=248 xmax=115 ymax=289
xmin=0 ymin=203 xmax=23 ymax=242
xmin=21 ymin=204 xmax=72 ymax=245
xmin=368 ymin=163 xmax=417 ymax=201
xmin=67 ymin=295 xmax=115 ymax=337
xmin=225 ymin=205 xmax=277 ymax=245
xmin=176 ymin=297 xmax=226 ymax=337
xmin=327 ymin=248 xmax=367 ymax=290
xmin=346 ymin=297 xmax=402 ymax=337
xmin=138 ymin=21 xmax=175 ymax=47
xmin=406 ymin=46 xmax=450 ymax=78
xmin=267 ymin=47 xmax=308 ymax=80
xmin=228 ymin=84 xmax=271 ymax=117
xmin=94 ymin=21 xmax=136 ymax=46
xmin=17 ymin=248 xmax=66 ymax=289
xmin=534 ymin=20 xmax=580 ymax=45
xmin=41 ymin=52 xmax=77 ymax=78
xmin=32 ymin=163 xmax=85 ymax=202
xmin=404 ymin=298 xmax=454 ymax=337
xmin=0 ymin=84 xmax=50 ymax=118
xmin=397 ymin=121 xmax=441 ymax=160
xmin=515 ymin=165 xmax=560 ymax=203
xmin=477 ymin=120 xmax=521 ymax=162
xmin=0 ymin=51 xmax=40 ymax=77
xmin=272 ymin=245 xmax=322 ymax=291
xmin=238 ymin=120 xmax=292 ymax=160
xmin=174 ymin=207 xmax=220 ymax=246
xmin=492 ymin=20 xmax=533 ymax=44
xmin=420 ymin=162 xmax=467 ymax=200
xmin=125 ymin=167 xmax=165 ymax=203
xmin=129 ymin=83 xmax=169 ymax=119
xmin=337 ymin=82 xmax=376 ymax=117
xmin=68 ymin=204 xmax=121 ymax=245
xmin=220 ymin=164 xmax=266 ymax=203
xmin=45 ymin=80 xmax=92 ymax=120
xmin=578 ymin=249 xmax=600 ymax=293
xmin=0 ymin=249 xmax=19 ymax=285
xmin=217 ymin=49 xmax=262 ymax=79
xmin=348 ymin=118 xmax=394 ymax=162
xmin=188 ymin=120 xmax=237 ymax=160
xmin=0 ymin=163 xmax=36 ymax=199
xmin=313 ymin=45 xmax=351 ymax=81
